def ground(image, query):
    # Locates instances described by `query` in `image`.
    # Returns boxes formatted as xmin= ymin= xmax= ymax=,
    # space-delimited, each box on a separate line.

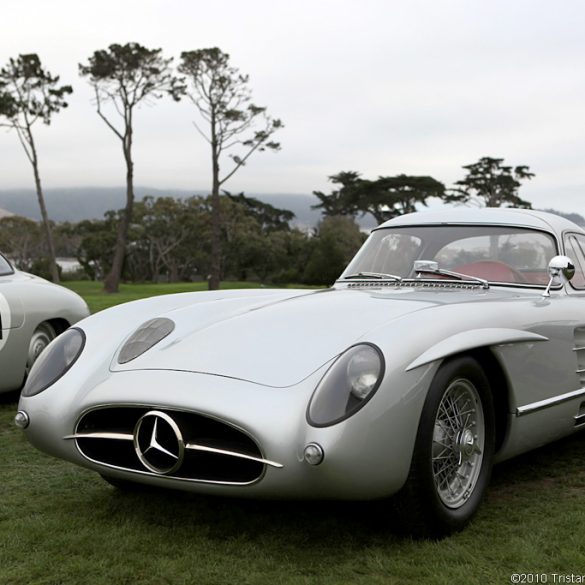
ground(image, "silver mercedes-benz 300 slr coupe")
xmin=0 ymin=252 xmax=89 ymax=393
xmin=16 ymin=208 xmax=585 ymax=536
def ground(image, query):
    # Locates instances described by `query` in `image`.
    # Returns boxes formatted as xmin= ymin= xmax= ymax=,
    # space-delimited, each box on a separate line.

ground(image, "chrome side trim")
xmin=576 ymin=369 xmax=585 ymax=374
xmin=515 ymin=388 xmax=585 ymax=416
xmin=572 ymin=347 xmax=585 ymax=352
xmin=184 ymin=442 xmax=283 ymax=469
xmin=64 ymin=432 xmax=133 ymax=441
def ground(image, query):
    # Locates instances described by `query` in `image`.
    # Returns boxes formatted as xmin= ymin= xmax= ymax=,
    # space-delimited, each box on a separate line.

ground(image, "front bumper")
xmin=18 ymin=366 xmax=431 ymax=500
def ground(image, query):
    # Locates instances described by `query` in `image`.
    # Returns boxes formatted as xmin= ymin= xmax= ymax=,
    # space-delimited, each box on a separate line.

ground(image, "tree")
xmin=312 ymin=171 xmax=362 ymax=218
xmin=72 ymin=213 xmax=119 ymax=281
xmin=0 ymin=215 xmax=44 ymax=271
xmin=313 ymin=172 xmax=448 ymax=223
xmin=0 ymin=54 xmax=72 ymax=282
xmin=303 ymin=216 xmax=365 ymax=285
xmin=224 ymin=191 xmax=295 ymax=233
xmin=357 ymin=175 xmax=447 ymax=222
xmin=451 ymin=157 xmax=533 ymax=208
xmin=132 ymin=196 xmax=208 ymax=282
xmin=179 ymin=48 xmax=283 ymax=290
xmin=79 ymin=43 xmax=183 ymax=292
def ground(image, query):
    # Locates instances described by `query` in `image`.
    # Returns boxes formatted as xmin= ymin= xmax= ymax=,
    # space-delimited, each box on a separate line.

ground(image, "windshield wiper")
xmin=413 ymin=261 xmax=489 ymax=289
xmin=342 ymin=271 xmax=402 ymax=281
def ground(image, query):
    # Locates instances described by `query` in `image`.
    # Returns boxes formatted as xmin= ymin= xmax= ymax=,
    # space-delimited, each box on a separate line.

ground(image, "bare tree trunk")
xmin=209 ymin=130 xmax=222 ymax=291
xmin=28 ymin=133 xmax=60 ymax=283
xmin=104 ymin=129 xmax=134 ymax=293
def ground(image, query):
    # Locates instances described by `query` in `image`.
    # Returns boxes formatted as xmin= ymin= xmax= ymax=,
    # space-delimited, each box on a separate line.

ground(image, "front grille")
xmin=71 ymin=406 xmax=270 ymax=485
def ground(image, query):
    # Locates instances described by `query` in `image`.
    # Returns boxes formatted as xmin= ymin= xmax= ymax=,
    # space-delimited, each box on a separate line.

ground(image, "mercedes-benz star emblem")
xmin=133 ymin=410 xmax=185 ymax=475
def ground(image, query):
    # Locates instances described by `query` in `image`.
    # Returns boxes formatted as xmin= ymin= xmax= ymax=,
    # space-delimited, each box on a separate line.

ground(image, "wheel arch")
xmin=45 ymin=317 xmax=70 ymax=335
xmin=463 ymin=347 xmax=511 ymax=454
xmin=422 ymin=347 xmax=512 ymax=455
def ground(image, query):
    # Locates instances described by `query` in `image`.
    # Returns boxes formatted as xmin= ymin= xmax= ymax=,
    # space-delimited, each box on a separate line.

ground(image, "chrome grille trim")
xmin=64 ymin=432 xmax=133 ymax=441
xmin=64 ymin=432 xmax=283 ymax=468
xmin=184 ymin=442 xmax=283 ymax=468
xmin=68 ymin=404 xmax=279 ymax=485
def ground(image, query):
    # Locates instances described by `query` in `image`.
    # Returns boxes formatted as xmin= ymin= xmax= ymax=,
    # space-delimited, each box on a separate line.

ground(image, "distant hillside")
xmin=0 ymin=187 xmax=357 ymax=229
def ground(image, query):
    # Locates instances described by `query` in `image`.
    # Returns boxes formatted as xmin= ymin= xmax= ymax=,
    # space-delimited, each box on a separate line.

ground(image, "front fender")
xmin=405 ymin=328 xmax=548 ymax=371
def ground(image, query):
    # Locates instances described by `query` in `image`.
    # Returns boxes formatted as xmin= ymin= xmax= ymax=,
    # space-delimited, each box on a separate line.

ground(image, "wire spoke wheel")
xmin=432 ymin=378 xmax=484 ymax=509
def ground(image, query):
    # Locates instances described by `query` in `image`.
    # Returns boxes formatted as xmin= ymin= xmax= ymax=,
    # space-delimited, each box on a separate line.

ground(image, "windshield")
xmin=0 ymin=253 xmax=13 ymax=277
xmin=340 ymin=225 xmax=558 ymax=286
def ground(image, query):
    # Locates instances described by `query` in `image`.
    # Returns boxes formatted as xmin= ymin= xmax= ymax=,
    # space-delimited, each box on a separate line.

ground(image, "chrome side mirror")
xmin=543 ymin=255 xmax=575 ymax=297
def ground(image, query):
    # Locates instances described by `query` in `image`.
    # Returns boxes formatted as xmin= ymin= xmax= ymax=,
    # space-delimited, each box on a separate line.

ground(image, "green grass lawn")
xmin=2 ymin=282 xmax=585 ymax=584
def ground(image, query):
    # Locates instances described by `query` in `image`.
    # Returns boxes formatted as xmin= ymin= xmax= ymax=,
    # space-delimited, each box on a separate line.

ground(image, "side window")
xmin=0 ymin=254 xmax=13 ymax=276
xmin=565 ymin=234 xmax=585 ymax=289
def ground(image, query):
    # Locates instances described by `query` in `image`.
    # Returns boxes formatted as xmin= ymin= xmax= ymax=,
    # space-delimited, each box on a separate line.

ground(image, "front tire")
xmin=394 ymin=356 xmax=495 ymax=538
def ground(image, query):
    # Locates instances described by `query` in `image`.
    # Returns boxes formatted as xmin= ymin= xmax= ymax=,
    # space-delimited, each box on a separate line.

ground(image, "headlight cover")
xmin=117 ymin=318 xmax=175 ymax=364
xmin=22 ymin=328 xmax=85 ymax=397
xmin=307 ymin=343 xmax=385 ymax=427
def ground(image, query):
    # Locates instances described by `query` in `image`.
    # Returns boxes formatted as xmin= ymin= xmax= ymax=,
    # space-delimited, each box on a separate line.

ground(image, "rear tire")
xmin=393 ymin=356 xmax=495 ymax=538
xmin=24 ymin=322 xmax=57 ymax=378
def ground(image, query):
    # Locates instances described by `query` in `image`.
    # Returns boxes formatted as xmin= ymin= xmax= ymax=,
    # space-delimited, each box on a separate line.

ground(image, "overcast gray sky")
xmin=1 ymin=0 xmax=584 ymax=213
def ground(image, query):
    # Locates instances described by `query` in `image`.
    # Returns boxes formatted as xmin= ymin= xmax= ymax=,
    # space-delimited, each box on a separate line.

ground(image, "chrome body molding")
xmin=516 ymin=388 xmax=585 ymax=416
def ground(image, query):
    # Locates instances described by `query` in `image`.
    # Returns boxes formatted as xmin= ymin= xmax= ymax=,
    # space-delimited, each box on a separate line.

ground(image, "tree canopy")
xmin=451 ymin=156 xmax=533 ymax=208
xmin=0 ymin=53 xmax=72 ymax=282
xmin=313 ymin=172 xmax=449 ymax=223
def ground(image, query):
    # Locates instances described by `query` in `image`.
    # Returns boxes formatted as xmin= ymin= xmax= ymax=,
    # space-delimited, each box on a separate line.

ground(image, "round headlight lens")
xmin=307 ymin=343 xmax=384 ymax=427
xmin=348 ymin=347 xmax=382 ymax=399
xmin=22 ymin=328 xmax=85 ymax=397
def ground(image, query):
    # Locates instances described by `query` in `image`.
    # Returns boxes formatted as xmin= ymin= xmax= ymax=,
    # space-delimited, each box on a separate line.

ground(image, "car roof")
xmin=376 ymin=207 xmax=585 ymax=236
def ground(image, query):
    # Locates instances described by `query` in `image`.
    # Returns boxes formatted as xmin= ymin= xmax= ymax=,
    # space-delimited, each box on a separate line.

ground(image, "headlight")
xmin=22 ymin=328 xmax=85 ymax=397
xmin=307 ymin=343 xmax=385 ymax=427
xmin=117 ymin=318 xmax=175 ymax=364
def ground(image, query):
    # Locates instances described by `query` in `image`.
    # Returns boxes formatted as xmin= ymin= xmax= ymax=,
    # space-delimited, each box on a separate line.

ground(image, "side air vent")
xmin=573 ymin=327 xmax=585 ymax=386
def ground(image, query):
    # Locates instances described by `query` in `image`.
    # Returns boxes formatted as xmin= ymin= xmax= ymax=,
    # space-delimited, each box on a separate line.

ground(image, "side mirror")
xmin=543 ymin=255 xmax=575 ymax=297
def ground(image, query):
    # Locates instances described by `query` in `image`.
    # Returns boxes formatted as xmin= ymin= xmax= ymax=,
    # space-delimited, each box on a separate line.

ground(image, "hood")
xmin=112 ymin=287 xmax=438 ymax=387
